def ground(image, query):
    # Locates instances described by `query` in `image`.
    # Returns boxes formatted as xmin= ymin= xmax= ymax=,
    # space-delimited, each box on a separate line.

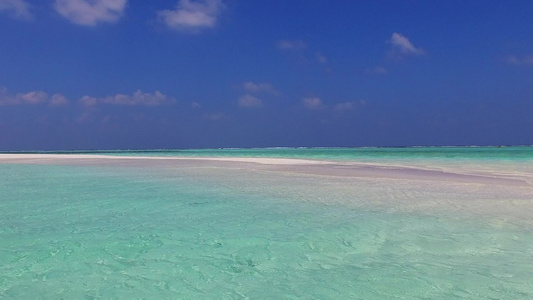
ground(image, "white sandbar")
xmin=0 ymin=153 xmax=331 ymax=165
xmin=0 ymin=153 xmax=531 ymax=187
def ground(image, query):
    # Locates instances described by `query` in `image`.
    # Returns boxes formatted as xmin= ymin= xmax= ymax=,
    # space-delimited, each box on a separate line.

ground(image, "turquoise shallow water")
xmin=1 ymin=147 xmax=533 ymax=299
xmin=11 ymin=145 xmax=533 ymax=161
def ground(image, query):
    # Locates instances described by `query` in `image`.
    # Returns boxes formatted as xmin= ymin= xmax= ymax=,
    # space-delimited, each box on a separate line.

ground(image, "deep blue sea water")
xmin=1 ymin=147 xmax=533 ymax=299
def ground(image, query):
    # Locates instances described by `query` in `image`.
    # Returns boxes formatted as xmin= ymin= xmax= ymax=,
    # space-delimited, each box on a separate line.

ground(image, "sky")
xmin=0 ymin=0 xmax=532 ymax=150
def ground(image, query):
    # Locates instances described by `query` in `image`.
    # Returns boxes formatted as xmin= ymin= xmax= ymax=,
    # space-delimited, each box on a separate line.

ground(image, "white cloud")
xmin=16 ymin=91 xmax=48 ymax=104
xmin=54 ymin=0 xmax=127 ymax=26
xmin=242 ymin=81 xmax=279 ymax=95
xmin=389 ymin=32 xmax=425 ymax=57
xmin=302 ymin=97 xmax=323 ymax=109
xmin=277 ymin=39 xmax=306 ymax=51
xmin=158 ymin=0 xmax=224 ymax=32
xmin=80 ymin=95 xmax=98 ymax=106
xmin=80 ymin=90 xmax=175 ymax=106
xmin=238 ymin=94 xmax=262 ymax=108
xmin=50 ymin=94 xmax=69 ymax=106
xmin=366 ymin=66 xmax=388 ymax=75
xmin=191 ymin=101 xmax=202 ymax=109
xmin=0 ymin=87 xmax=69 ymax=106
xmin=102 ymin=90 xmax=171 ymax=105
xmin=316 ymin=52 xmax=328 ymax=64
xmin=506 ymin=55 xmax=533 ymax=66
xmin=0 ymin=0 xmax=31 ymax=19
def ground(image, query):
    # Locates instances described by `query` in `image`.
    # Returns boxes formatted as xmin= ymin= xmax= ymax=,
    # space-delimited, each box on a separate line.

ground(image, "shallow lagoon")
xmin=1 ymin=148 xmax=533 ymax=299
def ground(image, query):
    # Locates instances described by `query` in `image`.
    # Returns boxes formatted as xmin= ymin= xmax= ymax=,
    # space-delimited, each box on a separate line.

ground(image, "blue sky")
xmin=0 ymin=0 xmax=532 ymax=150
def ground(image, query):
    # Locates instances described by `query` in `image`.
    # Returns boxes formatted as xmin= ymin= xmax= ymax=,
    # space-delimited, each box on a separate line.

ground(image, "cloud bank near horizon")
xmin=0 ymin=87 xmax=69 ymax=106
xmin=80 ymin=90 xmax=175 ymax=107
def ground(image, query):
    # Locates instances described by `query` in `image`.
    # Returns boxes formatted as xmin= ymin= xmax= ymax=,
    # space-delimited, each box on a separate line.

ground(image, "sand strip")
xmin=0 ymin=153 xmax=531 ymax=187
xmin=0 ymin=153 xmax=332 ymax=165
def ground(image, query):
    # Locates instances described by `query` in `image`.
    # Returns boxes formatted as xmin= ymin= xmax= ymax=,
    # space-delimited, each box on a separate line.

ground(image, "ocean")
xmin=1 ymin=147 xmax=532 ymax=299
